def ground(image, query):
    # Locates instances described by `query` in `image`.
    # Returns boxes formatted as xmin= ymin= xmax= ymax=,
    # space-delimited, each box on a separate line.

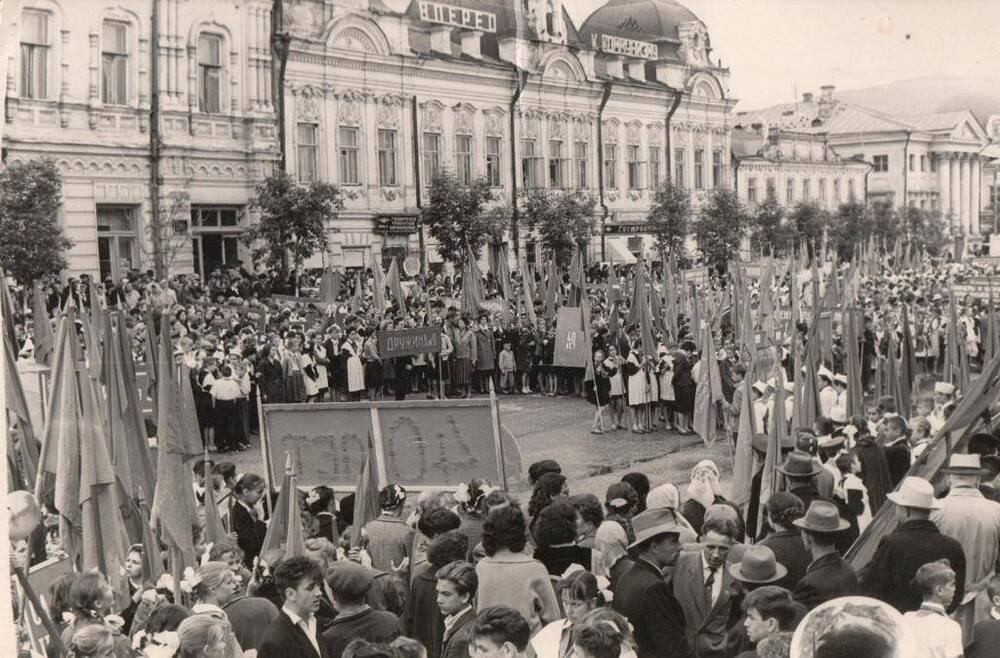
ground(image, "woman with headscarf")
xmin=682 ymin=460 xmax=733 ymax=538
xmin=644 ymin=483 xmax=697 ymax=539
xmin=594 ymin=482 xmax=639 ymax=581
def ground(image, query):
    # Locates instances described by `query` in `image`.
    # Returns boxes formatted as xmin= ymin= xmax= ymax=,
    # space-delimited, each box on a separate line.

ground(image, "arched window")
xmin=101 ymin=19 xmax=129 ymax=105
xmin=197 ymin=32 xmax=224 ymax=113
xmin=20 ymin=8 xmax=52 ymax=99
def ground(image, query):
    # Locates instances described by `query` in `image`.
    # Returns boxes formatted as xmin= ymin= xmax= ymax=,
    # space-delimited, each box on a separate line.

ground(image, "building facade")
xmin=2 ymin=0 xmax=279 ymax=280
xmin=730 ymin=124 xmax=870 ymax=211
xmin=280 ymin=0 xmax=736 ymax=270
xmin=739 ymin=86 xmax=993 ymax=250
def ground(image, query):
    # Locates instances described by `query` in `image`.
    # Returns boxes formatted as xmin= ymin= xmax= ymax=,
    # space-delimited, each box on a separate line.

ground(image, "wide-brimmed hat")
xmin=792 ymin=500 xmax=850 ymax=533
xmin=941 ymin=453 xmax=990 ymax=476
xmin=628 ymin=508 xmax=684 ymax=549
xmin=776 ymin=451 xmax=822 ymax=477
xmin=887 ymin=476 xmax=942 ymax=510
xmin=728 ymin=545 xmax=787 ymax=584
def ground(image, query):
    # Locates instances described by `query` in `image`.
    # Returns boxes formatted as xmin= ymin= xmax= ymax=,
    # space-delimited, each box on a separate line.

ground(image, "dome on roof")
xmin=579 ymin=0 xmax=704 ymax=44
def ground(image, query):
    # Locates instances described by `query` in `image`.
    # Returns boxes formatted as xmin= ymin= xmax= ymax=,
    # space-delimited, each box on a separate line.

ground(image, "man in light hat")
xmin=931 ymin=453 xmax=1000 ymax=639
xmin=791 ymin=500 xmax=858 ymax=610
xmin=612 ymin=508 xmax=693 ymax=658
xmin=818 ymin=367 xmax=838 ymax=418
xmin=929 ymin=381 xmax=956 ymax=434
xmin=859 ymin=476 xmax=967 ymax=613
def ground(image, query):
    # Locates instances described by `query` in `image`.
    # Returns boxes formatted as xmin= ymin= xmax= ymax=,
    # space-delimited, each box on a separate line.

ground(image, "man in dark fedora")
xmin=860 ymin=476 xmax=966 ymax=613
xmin=612 ymin=508 xmax=693 ymax=658
xmin=931 ymin=453 xmax=1000 ymax=639
xmin=791 ymin=500 xmax=858 ymax=610
xmin=778 ymin=451 xmax=829 ymax=513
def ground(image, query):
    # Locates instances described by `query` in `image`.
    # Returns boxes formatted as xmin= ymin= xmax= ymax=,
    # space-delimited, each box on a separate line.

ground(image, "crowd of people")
xmin=10 ymin=253 xmax=1000 ymax=658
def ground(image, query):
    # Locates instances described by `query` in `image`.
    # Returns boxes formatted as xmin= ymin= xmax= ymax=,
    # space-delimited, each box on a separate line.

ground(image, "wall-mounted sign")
xmin=419 ymin=1 xmax=497 ymax=33
xmin=602 ymin=222 xmax=667 ymax=235
xmin=376 ymin=215 xmax=420 ymax=234
xmin=591 ymin=34 xmax=658 ymax=60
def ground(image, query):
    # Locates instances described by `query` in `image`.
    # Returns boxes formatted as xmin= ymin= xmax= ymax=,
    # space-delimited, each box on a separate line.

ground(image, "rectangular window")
xmin=802 ymin=178 xmax=811 ymax=201
xmin=833 ymin=179 xmax=841 ymax=203
xmin=549 ymin=140 xmax=564 ymax=188
xmin=603 ymin=143 xmax=617 ymax=190
xmin=522 ymin=139 xmax=540 ymax=189
xmin=674 ymin=148 xmax=685 ymax=187
xmin=848 ymin=179 xmax=857 ymax=200
xmin=819 ymin=178 xmax=827 ymax=201
xmin=197 ymin=33 xmax=222 ymax=113
xmin=486 ymin=136 xmax=502 ymax=187
xmin=627 ymin=144 xmax=641 ymax=190
xmin=20 ymin=9 xmax=49 ymax=99
xmin=766 ymin=178 xmax=776 ymax=201
xmin=455 ymin=134 xmax=473 ymax=185
xmin=422 ymin=133 xmax=441 ymax=182
xmin=872 ymin=154 xmax=888 ymax=172
xmin=575 ymin=141 xmax=588 ymax=189
xmin=338 ymin=126 xmax=360 ymax=185
xmin=920 ymin=155 xmax=927 ymax=172
xmin=101 ymin=20 xmax=128 ymax=105
xmin=908 ymin=154 xmax=915 ymax=171
xmin=378 ymin=129 xmax=398 ymax=186
xmin=649 ymin=146 xmax=661 ymax=191
xmin=694 ymin=148 xmax=705 ymax=190
xmin=747 ymin=177 xmax=757 ymax=203
xmin=190 ymin=206 xmax=243 ymax=277
xmin=931 ymin=156 xmax=938 ymax=173
xmin=97 ymin=206 xmax=137 ymax=282
xmin=712 ymin=149 xmax=723 ymax=188
xmin=296 ymin=123 xmax=318 ymax=183
xmin=786 ymin=179 xmax=795 ymax=205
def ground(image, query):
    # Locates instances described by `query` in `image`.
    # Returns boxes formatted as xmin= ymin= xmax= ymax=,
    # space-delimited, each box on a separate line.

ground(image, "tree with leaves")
xmin=0 ymin=159 xmax=72 ymax=286
xmin=788 ymin=202 xmax=831 ymax=255
xmin=695 ymin=189 xmax=748 ymax=277
xmin=869 ymin=199 xmax=899 ymax=247
xmin=901 ymin=206 xmax=947 ymax=256
xmin=831 ymin=200 xmax=872 ymax=260
xmin=521 ymin=190 xmax=596 ymax=266
xmin=647 ymin=183 xmax=691 ymax=262
xmin=748 ymin=197 xmax=794 ymax=257
xmin=242 ymin=172 xmax=345 ymax=286
xmin=423 ymin=173 xmax=506 ymax=269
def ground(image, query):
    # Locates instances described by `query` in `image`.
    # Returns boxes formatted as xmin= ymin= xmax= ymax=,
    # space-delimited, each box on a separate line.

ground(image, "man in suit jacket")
xmin=791 ymin=501 xmax=858 ymax=610
xmin=860 ymin=477 xmax=966 ymax=613
xmin=436 ymin=561 xmax=478 ymax=658
xmin=672 ymin=517 xmax=740 ymax=658
xmin=612 ymin=508 xmax=693 ymax=658
xmin=258 ymin=556 xmax=328 ymax=658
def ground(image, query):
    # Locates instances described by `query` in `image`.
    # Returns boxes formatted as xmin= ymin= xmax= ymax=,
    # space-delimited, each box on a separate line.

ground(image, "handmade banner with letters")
xmin=378 ymin=325 xmax=442 ymax=358
xmin=553 ymin=306 xmax=589 ymax=368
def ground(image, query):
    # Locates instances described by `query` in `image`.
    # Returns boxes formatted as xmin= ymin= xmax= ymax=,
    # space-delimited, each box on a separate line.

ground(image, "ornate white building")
xmin=281 ymin=0 xmax=736 ymax=269
xmin=1 ymin=0 xmax=278 ymax=280
xmin=730 ymin=124 xmax=870 ymax=211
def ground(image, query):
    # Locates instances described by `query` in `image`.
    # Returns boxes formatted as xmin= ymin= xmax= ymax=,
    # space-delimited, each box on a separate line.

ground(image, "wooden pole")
xmin=13 ymin=567 xmax=67 ymax=657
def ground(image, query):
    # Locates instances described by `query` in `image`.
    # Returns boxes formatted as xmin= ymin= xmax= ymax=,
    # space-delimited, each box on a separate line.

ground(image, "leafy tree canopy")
xmin=647 ymin=183 xmax=691 ymax=263
xmin=423 ymin=173 xmax=506 ymax=268
xmin=0 ymin=159 xmax=72 ymax=286
xmin=695 ymin=189 xmax=748 ymax=277
xmin=521 ymin=190 xmax=596 ymax=267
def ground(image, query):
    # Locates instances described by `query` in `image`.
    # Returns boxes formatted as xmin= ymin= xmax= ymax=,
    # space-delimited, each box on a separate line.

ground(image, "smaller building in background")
xmin=730 ymin=123 xmax=869 ymax=211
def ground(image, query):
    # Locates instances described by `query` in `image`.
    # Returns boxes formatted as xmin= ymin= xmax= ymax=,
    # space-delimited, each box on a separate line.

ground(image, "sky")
xmin=562 ymin=0 xmax=1000 ymax=111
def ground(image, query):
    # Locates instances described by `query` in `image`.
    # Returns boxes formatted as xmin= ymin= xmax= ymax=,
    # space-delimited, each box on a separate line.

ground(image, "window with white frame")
xmin=747 ymin=177 xmax=757 ymax=203
xmin=97 ymin=206 xmax=138 ymax=282
xmin=786 ymin=179 xmax=795 ymax=205
xmin=20 ymin=9 xmax=50 ymax=99
xmin=819 ymin=178 xmax=827 ymax=202
xmin=422 ymin=133 xmax=441 ymax=182
xmin=197 ymin=33 xmax=223 ymax=113
xmin=766 ymin=178 xmax=776 ymax=201
xmin=522 ymin=139 xmax=541 ymax=189
xmin=674 ymin=148 xmax=685 ymax=187
xmin=603 ymin=142 xmax=617 ymax=189
xmin=833 ymin=179 xmax=841 ymax=203
xmin=486 ymin=136 xmax=502 ymax=187
xmin=455 ymin=134 xmax=473 ymax=185
xmin=712 ymin=149 xmax=723 ymax=188
xmin=338 ymin=126 xmax=360 ymax=185
xmin=297 ymin=123 xmax=318 ymax=183
xmin=101 ymin=20 xmax=128 ymax=105
xmin=575 ymin=141 xmax=588 ymax=189
xmin=694 ymin=148 xmax=705 ymax=190
xmin=378 ymin=129 xmax=398 ymax=186
xmin=549 ymin=140 xmax=565 ymax=189
xmin=627 ymin=145 xmax=642 ymax=190
xmin=848 ymin=178 xmax=857 ymax=200
xmin=872 ymin=154 xmax=888 ymax=173
xmin=649 ymin=146 xmax=661 ymax=191
xmin=802 ymin=178 xmax=811 ymax=201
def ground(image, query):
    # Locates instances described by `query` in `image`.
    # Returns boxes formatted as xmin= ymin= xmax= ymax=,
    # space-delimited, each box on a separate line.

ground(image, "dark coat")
xmin=231 ymin=501 xmax=267 ymax=568
xmin=257 ymin=611 xmax=329 ymax=658
xmin=321 ymin=607 xmax=400 ymax=658
xmin=758 ymin=529 xmax=811 ymax=591
xmin=859 ymin=519 xmax=966 ymax=613
xmin=257 ymin=357 xmax=286 ymax=404
xmin=612 ymin=558 xmax=693 ymax=658
xmin=967 ymin=618 xmax=1000 ymax=658
xmin=402 ymin=564 xmax=443 ymax=657
xmin=792 ymin=551 xmax=858 ymax=610
xmin=884 ymin=440 xmax=912 ymax=488
xmin=856 ymin=437 xmax=893 ymax=514
xmin=671 ymin=550 xmax=738 ymax=658
xmin=223 ymin=596 xmax=281 ymax=651
xmin=440 ymin=607 xmax=476 ymax=658
xmin=786 ymin=483 xmax=829 ymax=515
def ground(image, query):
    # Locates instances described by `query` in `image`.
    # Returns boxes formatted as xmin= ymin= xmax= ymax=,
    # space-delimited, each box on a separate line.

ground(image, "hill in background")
xmin=831 ymin=76 xmax=1000 ymax=125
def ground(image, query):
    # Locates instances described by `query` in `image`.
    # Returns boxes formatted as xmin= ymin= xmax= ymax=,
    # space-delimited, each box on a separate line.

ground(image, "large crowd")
xmin=10 ymin=253 xmax=1000 ymax=658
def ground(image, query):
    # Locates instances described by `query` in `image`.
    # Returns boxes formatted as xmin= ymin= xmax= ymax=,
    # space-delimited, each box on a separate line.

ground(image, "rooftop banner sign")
xmin=591 ymin=33 xmax=658 ymax=59
xmin=419 ymin=1 xmax=497 ymax=33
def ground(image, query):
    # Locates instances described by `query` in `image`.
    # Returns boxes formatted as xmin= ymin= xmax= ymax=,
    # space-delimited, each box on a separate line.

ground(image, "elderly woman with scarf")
xmin=683 ymin=460 xmax=743 ymax=539
xmin=594 ymin=482 xmax=639 ymax=581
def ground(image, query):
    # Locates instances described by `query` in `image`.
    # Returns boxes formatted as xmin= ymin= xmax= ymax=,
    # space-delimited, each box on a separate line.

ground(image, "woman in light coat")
xmin=342 ymin=329 xmax=365 ymax=401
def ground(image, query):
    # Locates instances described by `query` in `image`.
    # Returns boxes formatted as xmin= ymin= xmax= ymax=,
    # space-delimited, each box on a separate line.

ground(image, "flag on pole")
xmin=582 ymin=298 xmax=595 ymax=385
xmin=730 ymin=374 xmax=757 ymax=509
xmin=758 ymin=368 xmax=788 ymax=534
xmin=987 ymin=285 xmax=1000 ymax=365
xmin=201 ymin=449 xmax=227 ymax=545
xmin=899 ymin=304 xmax=916 ymax=413
xmin=5 ymin=313 xmax=39 ymax=492
xmin=262 ymin=454 xmax=306 ymax=559
xmin=944 ymin=292 xmax=970 ymax=392
xmin=137 ymin=495 xmax=165 ymax=584
xmin=350 ymin=435 xmax=380 ymax=548
xmin=372 ymin=259 xmax=387 ymax=318
xmin=845 ymin=307 xmax=864 ymax=418
xmin=693 ymin=325 xmax=723 ymax=446
xmin=607 ymin=264 xmax=622 ymax=306
xmin=542 ymin=256 xmax=559 ymax=321
xmin=938 ymin=350 xmax=1000 ymax=436
xmin=385 ymin=258 xmax=407 ymax=315
xmin=519 ymin=261 xmax=537 ymax=325
xmin=626 ymin=262 xmax=647 ymax=328
xmin=0 ymin=275 xmax=18 ymax=351
xmin=32 ymin=283 xmax=55 ymax=366
xmin=319 ymin=269 xmax=342 ymax=311
xmin=351 ymin=270 xmax=365 ymax=315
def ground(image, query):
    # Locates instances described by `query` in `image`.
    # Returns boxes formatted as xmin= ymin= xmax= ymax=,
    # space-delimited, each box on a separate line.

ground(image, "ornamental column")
xmin=972 ymin=156 xmax=982 ymax=235
xmin=938 ymin=153 xmax=951 ymax=225
xmin=961 ymin=155 xmax=972 ymax=236
xmin=951 ymin=155 xmax=963 ymax=232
